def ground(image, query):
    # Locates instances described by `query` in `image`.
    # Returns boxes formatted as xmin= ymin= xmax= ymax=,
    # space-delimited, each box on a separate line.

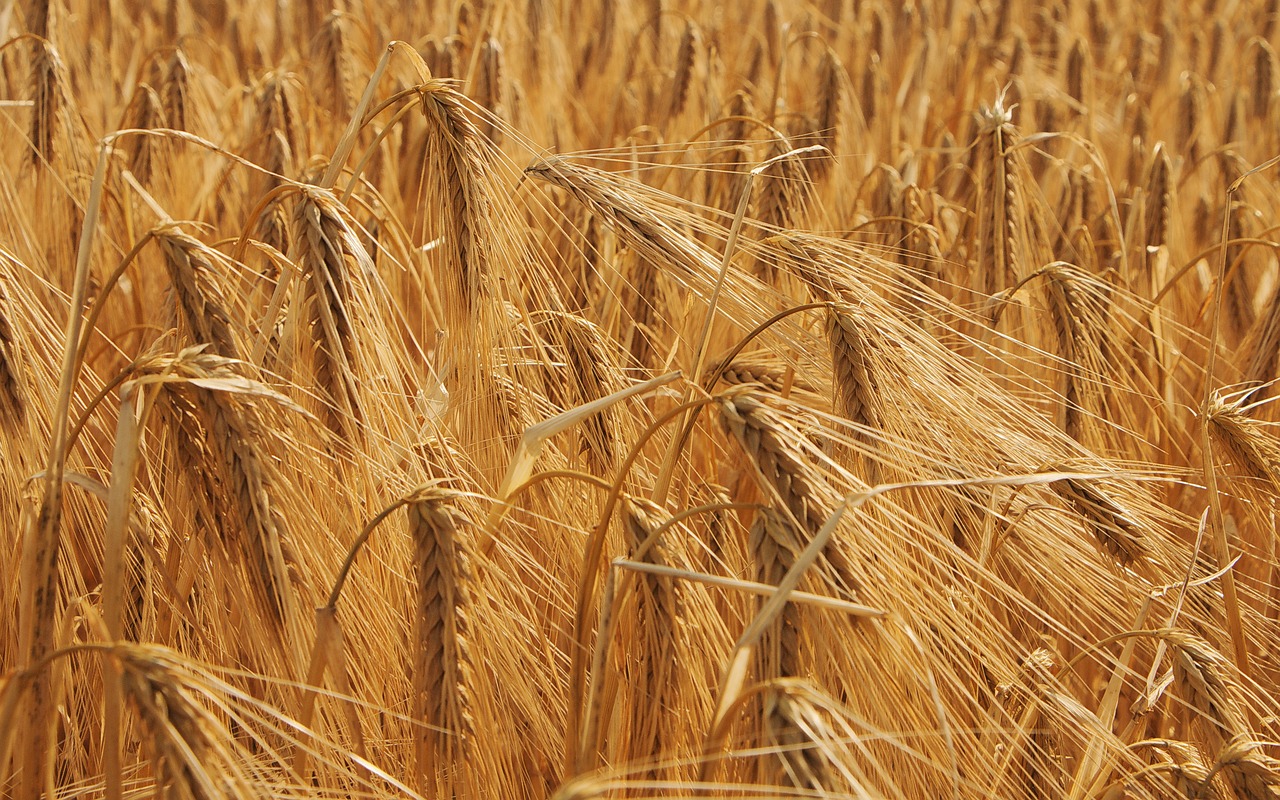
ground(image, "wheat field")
xmin=1 ymin=0 xmax=1279 ymax=798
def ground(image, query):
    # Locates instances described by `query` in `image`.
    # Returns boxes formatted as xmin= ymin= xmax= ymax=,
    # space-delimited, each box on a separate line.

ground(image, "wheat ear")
xmin=407 ymin=483 xmax=477 ymax=795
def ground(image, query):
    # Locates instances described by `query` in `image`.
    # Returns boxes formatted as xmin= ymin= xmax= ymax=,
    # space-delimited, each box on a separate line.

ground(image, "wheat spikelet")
xmin=120 ymin=646 xmax=263 ymax=799
xmin=554 ymin=313 xmax=627 ymax=472
xmin=160 ymin=49 xmax=195 ymax=133
xmin=752 ymin=139 xmax=816 ymax=285
xmin=474 ymin=37 xmax=506 ymax=144
xmin=1177 ymin=73 xmax=1206 ymax=162
xmin=827 ymin=303 xmax=879 ymax=431
xmin=710 ymin=354 xmax=816 ymax=396
xmin=1144 ymin=144 xmax=1173 ymax=260
xmin=524 ymin=156 xmax=711 ymax=273
xmin=292 ymin=188 xmax=368 ymax=436
xmin=417 ymin=80 xmax=497 ymax=328
xmin=760 ymin=684 xmax=839 ymax=792
xmin=766 ymin=230 xmax=843 ymax=300
xmin=968 ymin=99 xmax=1040 ymax=296
xmin=827 ymin=303 xmax=882 ymax=481
xmin=1215 ymin=734 xmax=1280 ymax=800
xmin=1206 ymin=390 xmax=1280 ymax=495
xmin=1039 ymin=263 xmax=1111 ymax=441
xmin=580 ymin=0 xmax=616 ymax=78
xmin=1054 ymin=167 xmax=1091 ymax=259
xmin=255 ymin=189 xmax=294 ymax=256
xmin=713 ymin=358 xmax=788 ymax=391
xmin=27 ymin=40 xmax=78 ymax=173
xmin=1222 ymin=88 xmax=1245 ymax=150
xmin=750 ymin=507 xmax=803 ymax=680
xmin=155 ymin=226 xmax=240 ymax=360
xmin=867 ymin=6 xmax=886 ymax=59
xmin=422 ymin=35 xmax=461 ymax=79
xmin=901 ymin=186 xmax=944 ymax=297
xmin=1251 ymin=37 xmax=1277 ymax=121
xmin=808 ymin=49 xmax=842 ymax=179
xmin=667 ymin=20 xmax=698 ymax=120
xmin=142 ymin=347 xmax=303 ymax=630
xmin=992 ymin=649 xmax=1067 ymax=800
xmin=1142 ymin=739 xmax=1225 ymax=800
xmin=524 ymin=158 xmax=721 ymax=324
xmin=860 ymin=53 xmax=884 ymax=130
xmin=308 ymin=11 xmax=359 ymax=120
xmin=618 ymin=498 xmax=683 ymax=779
xmin=407 ymin=482 xmax=476 ymax=793
xmin=120 ymin=84 xmax=167 ymax=187
xmin=1066 ymin=37 xmax=1091 ymax=114
xmin=1244 ymin=293 xmax=1280 ymax=391
xmin=1223 ymin=194 xmax=1259 ymax=341
xmin=247 ymin=71 xmax=306 ymax=182
xmin=1157 ymin=629 xmax=1250 ymax=747
xmin=1048 ymin=471 xmax=1150 ymax=570
xmin=718 ymin=387 xmax=860 ymax=599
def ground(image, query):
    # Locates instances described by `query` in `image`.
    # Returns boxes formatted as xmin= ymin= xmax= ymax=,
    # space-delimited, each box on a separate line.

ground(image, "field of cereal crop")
xmin=2 ymin=1 xmax=1279 ymax=798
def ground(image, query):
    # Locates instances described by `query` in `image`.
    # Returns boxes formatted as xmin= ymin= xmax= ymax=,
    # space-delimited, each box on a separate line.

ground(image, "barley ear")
xmin=408 ymin=483 xmax=477 ymax=795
